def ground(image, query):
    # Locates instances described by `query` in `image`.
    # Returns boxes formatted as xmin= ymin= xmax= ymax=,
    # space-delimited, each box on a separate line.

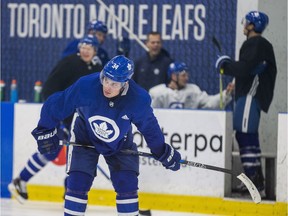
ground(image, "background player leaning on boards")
xmin=149 ymin=62 xmax=234 ymax=109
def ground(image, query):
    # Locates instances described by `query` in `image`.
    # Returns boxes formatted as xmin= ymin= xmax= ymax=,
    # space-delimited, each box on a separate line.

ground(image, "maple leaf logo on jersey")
xmin=93 ymin=122 xmax=113 ymax=138
xmin=88 ymin=115 xmax=120 ymax=142
xmin=169 ymin=102 xmax=184 ymax=109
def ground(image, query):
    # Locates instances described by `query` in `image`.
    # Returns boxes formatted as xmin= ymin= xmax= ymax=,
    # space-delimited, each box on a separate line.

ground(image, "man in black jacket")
xmin=133 ymin=31 xmax=173 ymax=91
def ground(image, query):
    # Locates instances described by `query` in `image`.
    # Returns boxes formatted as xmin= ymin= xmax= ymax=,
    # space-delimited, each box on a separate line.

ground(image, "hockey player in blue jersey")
xmin=31 ymin=55 xmax=181 ymax=216
xmin=62 ymin=20 xmax=110 ymax=65
xmin=149 ymin=62 xmax=234 ymax=109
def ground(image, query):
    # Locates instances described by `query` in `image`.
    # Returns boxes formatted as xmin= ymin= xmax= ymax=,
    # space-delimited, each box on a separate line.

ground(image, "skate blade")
xmin=8 ymin=183 xmax=27 ymax=204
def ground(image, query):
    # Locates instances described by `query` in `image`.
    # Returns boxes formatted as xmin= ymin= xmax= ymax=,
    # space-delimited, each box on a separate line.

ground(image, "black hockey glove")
xmin=215 ymin=55 xmax=232 ymax=74
xmin=155 ymin=143 xmax=181 ymax=171
xmin=31 ymin=127 xmax=60 ymax=154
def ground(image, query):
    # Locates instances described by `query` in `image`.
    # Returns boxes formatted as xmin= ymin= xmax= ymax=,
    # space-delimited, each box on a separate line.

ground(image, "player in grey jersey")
xmin=149 ymin=62 xmax=234 ymax=109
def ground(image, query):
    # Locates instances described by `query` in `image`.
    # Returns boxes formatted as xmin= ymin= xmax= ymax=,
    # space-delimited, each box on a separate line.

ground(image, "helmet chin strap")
xmin=245 ymin=24 xmax=256 ymax=39
xmin=246 ymin=29 xmax=253 ymax=38
xmin=169 ymin=80 xmax=178 ymax=90
xmin=170 ymin=75 xmax=185 ymax=90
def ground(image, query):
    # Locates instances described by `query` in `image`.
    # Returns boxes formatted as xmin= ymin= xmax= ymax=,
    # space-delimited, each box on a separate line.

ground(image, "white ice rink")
xmin=0 ymin=198 xmax=215 ymax=216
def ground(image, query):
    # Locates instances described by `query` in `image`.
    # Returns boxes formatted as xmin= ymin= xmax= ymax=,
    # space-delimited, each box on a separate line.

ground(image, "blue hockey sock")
xmin=19 ymin=152 xmax=48 ymax=182
xmin=111 ymin=170 xmax=139 ymax=215
xmin=64 ymin=171 xmax=93 ymax=216
xmin=236 ymin=132 xmax=261 ymax=177
xmin=116 ymin=192 xmax=139 ymax=215
xmin=64 ymin=191 xmax=87 ymax=216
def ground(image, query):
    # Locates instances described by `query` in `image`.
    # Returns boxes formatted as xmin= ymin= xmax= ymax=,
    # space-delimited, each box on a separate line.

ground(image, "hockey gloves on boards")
xmin=155 ymin=143 xmax=181 ymax=171
xmin=31 ymin=127 xmax=60 ymax=154
xmin=215 ymin=55 xmax=232 ymax=74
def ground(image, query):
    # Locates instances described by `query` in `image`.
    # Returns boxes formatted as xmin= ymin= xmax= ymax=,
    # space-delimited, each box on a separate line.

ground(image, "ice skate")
xmin=8 ymin=177 xmax=28 ymax=204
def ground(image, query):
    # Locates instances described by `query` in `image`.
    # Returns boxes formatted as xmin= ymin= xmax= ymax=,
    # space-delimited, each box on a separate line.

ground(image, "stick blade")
xmin=237 ymin=173 xmax=261 ymax=204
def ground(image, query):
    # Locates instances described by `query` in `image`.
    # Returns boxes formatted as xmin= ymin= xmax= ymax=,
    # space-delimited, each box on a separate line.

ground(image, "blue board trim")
xmin=1 ymin=102 xmax=14 ymax=198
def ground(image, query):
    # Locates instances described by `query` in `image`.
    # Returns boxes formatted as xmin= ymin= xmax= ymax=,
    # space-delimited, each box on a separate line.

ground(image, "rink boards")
xmin=11 ymin=103 xmax=232 ymax=196
xmin=1 ymin=102 xmax=287 ymax=215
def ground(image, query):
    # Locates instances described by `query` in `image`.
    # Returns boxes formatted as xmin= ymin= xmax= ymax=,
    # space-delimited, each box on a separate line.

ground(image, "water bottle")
xmin=34 ymin=80 xmax=42 ymax=103
xmin=10 ymin=79 xmax=18 ymax=103
xmin=0 ymin=80 xmax=5 ymax=101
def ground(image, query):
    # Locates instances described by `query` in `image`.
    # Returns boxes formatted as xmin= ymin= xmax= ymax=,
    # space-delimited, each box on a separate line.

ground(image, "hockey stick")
xmin=212 ymin=36 xmax=222 ymax=54
xmin=63 ymin=141 xmax=261 ymax=204
xmin=121 ymin=149 xmax=262 ymax=204
xmin=212 ymin=36 xmax=224 ymax=109
xmin=59 ymin=140 xmax=111 ymax=180
xmin=212 ymin=36 xmax=236 ymax=109
xmin=59 ymin=126 xmax=111 ymax=180
xmin=95 ymin=0 xmax=149 ymax=52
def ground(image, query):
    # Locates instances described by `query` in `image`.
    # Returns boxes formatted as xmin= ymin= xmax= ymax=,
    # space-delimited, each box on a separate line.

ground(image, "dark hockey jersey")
xmin=42 ymin=53 xmax=103 ymax=100
xmin=223 ymin=36 xmax=277 ymax=112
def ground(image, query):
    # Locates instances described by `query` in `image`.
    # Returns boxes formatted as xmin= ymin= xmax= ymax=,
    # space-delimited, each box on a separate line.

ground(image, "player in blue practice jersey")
xmin=31 ymin=55 xmax=181 ymax=216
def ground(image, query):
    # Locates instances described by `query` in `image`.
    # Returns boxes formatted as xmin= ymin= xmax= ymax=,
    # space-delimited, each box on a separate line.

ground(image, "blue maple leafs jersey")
xmin=37 ymin=73 xmax=165 ymax=156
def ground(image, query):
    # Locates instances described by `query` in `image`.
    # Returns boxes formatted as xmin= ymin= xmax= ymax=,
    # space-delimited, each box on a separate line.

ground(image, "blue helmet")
xmin=245 ymin=11 xmax=269 ymax=33
xmin=78 ymin=35 xmax=99 ymax=49
xmin=87 ymin=20 xmax=108 ymax=34
xmin=101 ymin=55 xmax=134 ymax=82
xmin=167 ymin=62 xmax=188 ymax=78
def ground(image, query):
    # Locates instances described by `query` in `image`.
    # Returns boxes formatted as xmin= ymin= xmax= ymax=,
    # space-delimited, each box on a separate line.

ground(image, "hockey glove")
xmin=31 ymin=127 xmax=60 ymax=154
xmin=155 ymin=143 xmax=181 ymax=171
xmin=116 ymin=37 xmax=131 ymax=57
xmin=215 ymin=55 xmax=232 ymax=74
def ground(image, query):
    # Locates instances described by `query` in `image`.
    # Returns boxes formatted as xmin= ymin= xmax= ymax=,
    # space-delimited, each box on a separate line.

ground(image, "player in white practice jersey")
xmin=149 ymin=62 xmax=234 ymax=109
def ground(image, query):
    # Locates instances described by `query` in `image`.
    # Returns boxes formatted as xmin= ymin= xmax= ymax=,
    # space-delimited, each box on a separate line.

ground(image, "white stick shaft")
xmin=96 ymin=0 xmax=149 ymax=52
